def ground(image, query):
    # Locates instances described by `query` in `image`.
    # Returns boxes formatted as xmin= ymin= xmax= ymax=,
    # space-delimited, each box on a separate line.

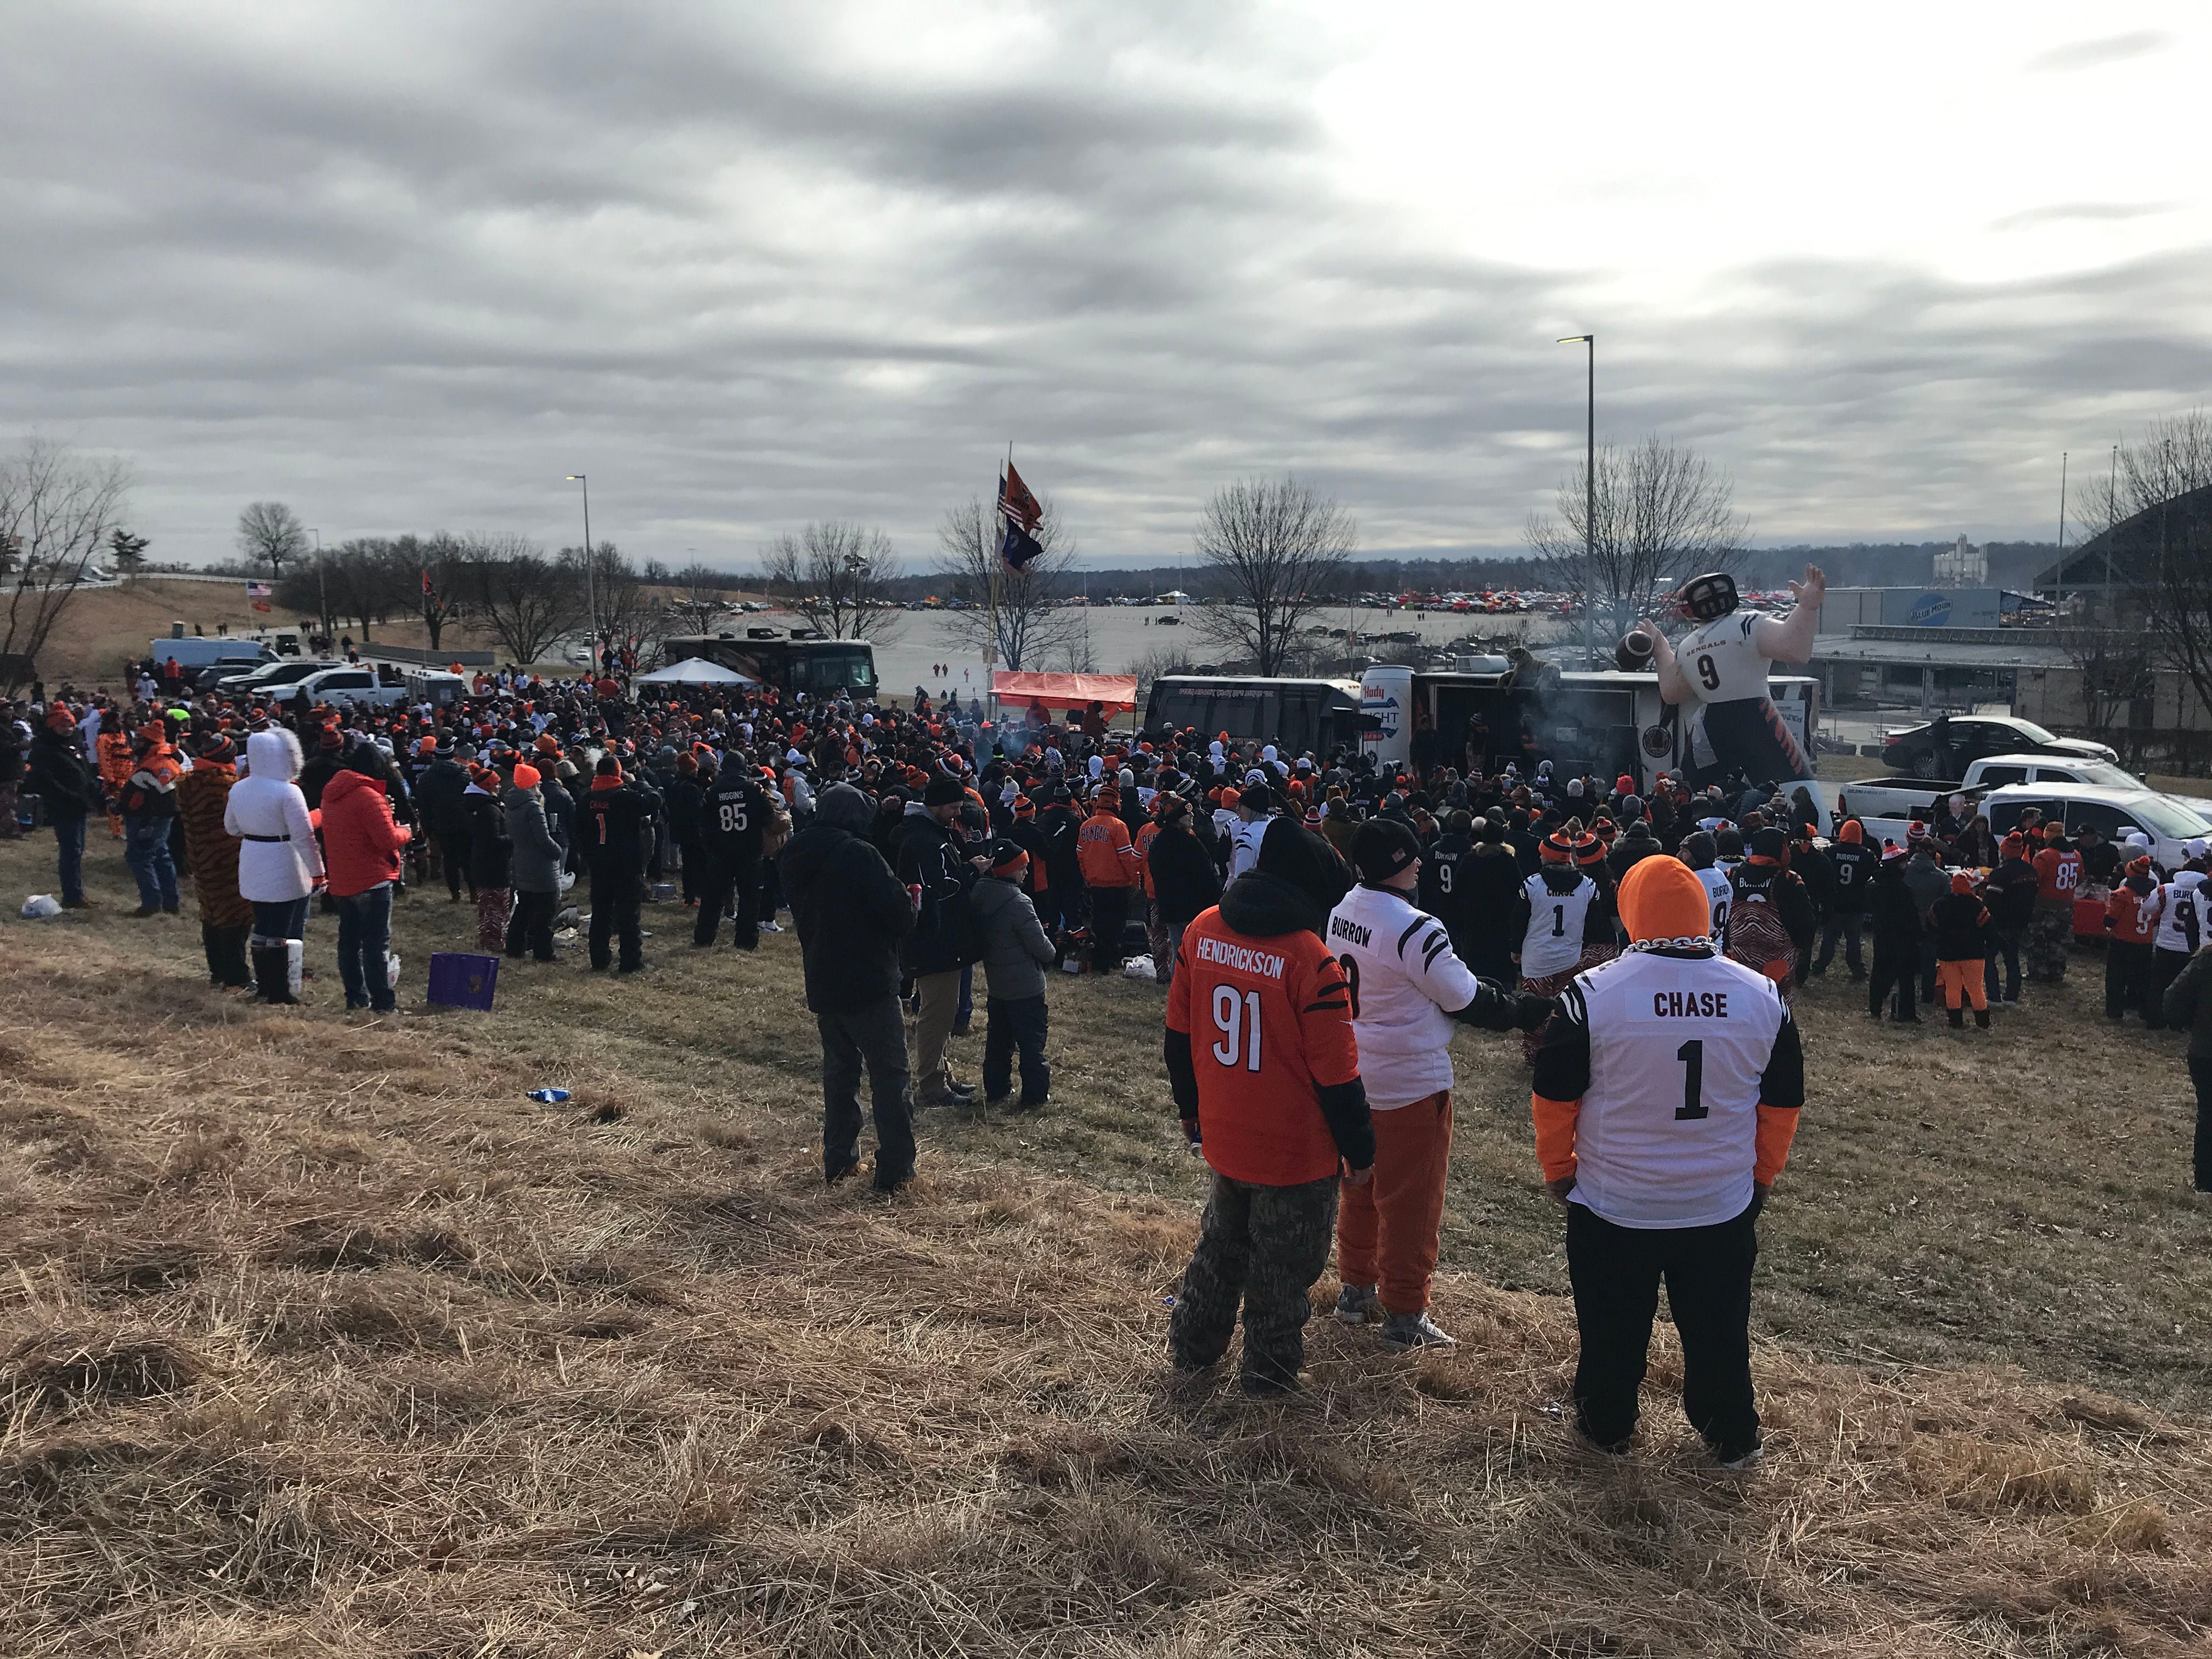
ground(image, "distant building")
xmin=2035 ymin=482 xmax=2212 ymax=603
xmin=1932 ymin=534 xmax=1986 ymax=586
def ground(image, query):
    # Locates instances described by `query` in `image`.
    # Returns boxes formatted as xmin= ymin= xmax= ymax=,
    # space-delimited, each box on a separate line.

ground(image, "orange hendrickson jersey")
xmin=1166 ymin=905 xmax=1361 ymax=1186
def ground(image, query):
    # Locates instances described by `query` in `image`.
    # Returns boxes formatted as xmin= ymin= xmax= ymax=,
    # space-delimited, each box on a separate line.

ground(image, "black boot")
xmin=1948 ymin=1006 xmax=1963 ymax=1028
xmin=1974 ymin=1008 xmax=1990 ymax=1029
xmin=252 ymin=947 xmax=298 ymax=1006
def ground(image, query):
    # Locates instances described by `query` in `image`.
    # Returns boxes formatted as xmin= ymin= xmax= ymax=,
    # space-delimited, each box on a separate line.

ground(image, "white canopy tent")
xmin=632 ymin=657 xmax=757 ymax=686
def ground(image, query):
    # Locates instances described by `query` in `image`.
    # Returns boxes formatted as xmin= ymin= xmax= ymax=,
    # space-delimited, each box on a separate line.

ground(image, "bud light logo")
xmin=1907 ymin=593 xmax=1952 ymax=627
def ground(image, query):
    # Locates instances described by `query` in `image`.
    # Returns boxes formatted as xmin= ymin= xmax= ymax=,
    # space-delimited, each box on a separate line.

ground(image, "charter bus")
xmin=1358 ymin=663 xmax=1826 ymax=824
xmin=659 ymin=630 xmax=878 ymax=698
xmin=1144 ymin=675 xmax=1365 ymax=757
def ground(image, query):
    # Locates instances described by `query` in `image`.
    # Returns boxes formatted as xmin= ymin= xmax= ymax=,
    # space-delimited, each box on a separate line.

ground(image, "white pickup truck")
xmin=1979 ymin=784 xmax=2212 ymax=872
xmin=279 ymin=664 xmax=414 ymax=712
xmin=1836 ymin=753 xmax=2154 ymax=830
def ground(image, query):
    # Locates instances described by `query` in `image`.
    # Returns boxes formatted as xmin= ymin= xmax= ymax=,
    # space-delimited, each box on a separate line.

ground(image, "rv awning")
xmin=991 ymin=671 xmax=1138 ymax=713
xmin=634 ymin=657 xmax=758 ymax=685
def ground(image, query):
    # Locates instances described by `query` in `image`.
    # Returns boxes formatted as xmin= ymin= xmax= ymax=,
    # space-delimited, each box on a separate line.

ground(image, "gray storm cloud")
xmin=1 ymin=3 xmax=2206 ymax=567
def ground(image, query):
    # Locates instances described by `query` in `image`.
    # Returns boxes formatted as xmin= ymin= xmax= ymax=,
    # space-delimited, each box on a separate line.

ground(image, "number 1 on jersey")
xmin=1210 ymin=985 xmax=1262 ymax=1073
xmin=1675 ymin=1038 xmax=1707 ymax=1120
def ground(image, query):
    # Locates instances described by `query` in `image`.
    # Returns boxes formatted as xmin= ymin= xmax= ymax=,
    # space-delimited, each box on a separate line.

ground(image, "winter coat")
xmin=175 ymin=761 xmax=252 ymax=928
xmin=1931 ymin=890 xmax=1992 ymax=962
xmin=24 ymin=724 xmax=99 ymax=820
xmin=970 ymin=873 xmax=1056 ymax=1001
xmin=578 ymin=776 xmax=656 ymax=880
xmin=224 ymin=729 xmax=324 ymax=901
xmin=320 ymin=766 xmax=411 ymax=898
xmin=1983 ymin=859 xmax=2039 ymax=933
xmin=1867 ymin=866 xmax=1922 ymax=942
xmin=2161 ymin=947 xmax=2212 ymax=1059
xmin=1147 ymin=823 xmax=1223 ymax=926
xmin=778 ymin=785 xmax=917 ymax=1014
xmin=504 ymin=785 xmax=564 ymax=894
xmin=415 ymin=757 xmax=471 ymax=835
xmin=298 ymin=748 xmax=343 ymax=810
xmin=896 ymin=810 xmax=979 ymax=977
xmin=465 ymin=788 xmax=513 ymax=889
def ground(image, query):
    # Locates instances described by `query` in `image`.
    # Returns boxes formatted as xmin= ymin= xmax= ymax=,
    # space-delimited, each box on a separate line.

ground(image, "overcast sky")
xmin=5 ymin=2 xmax=2209 ymax=569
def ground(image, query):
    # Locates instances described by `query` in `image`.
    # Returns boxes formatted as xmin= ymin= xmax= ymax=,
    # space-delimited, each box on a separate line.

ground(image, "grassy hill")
xmin=1 ymin=834 xmax=2208 ymax=1656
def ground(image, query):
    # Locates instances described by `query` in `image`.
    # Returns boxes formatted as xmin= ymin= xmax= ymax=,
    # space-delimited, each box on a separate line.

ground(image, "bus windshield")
xmin=807 ymin=646 xmax=876 ymax=694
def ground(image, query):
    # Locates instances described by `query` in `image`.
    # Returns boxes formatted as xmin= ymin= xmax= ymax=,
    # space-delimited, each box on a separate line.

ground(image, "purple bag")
xmin=426 ymin=951 xmax=500 ymax=1012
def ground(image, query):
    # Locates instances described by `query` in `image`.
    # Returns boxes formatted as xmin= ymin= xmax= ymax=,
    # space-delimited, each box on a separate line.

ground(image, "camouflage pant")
xmin=2027 ymin=904 xmax=2073 ymax=981
xmin=1170 ymin=1171 xmax=1339 ymax=1391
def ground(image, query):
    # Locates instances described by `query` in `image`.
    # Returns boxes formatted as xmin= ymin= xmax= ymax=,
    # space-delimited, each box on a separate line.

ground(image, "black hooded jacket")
xmin=780 ymin=783 xmax=917 ymax=1013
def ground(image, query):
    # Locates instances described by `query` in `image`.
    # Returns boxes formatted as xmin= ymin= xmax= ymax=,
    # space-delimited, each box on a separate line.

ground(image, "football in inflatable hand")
xmin=1615 ymin=629 xmax=1655 ymax=672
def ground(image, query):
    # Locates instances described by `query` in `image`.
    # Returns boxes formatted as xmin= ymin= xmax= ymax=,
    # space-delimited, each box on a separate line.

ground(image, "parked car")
xmin=214 ymin=658 xmax=341 ymax=696
xmin=1980 ymin=783 xmax=2210 ymax=872
xmin=1880 ymin=714 xmax=2115 ymax=780
xmin=283 ymin=663 xmax=412 ymax=711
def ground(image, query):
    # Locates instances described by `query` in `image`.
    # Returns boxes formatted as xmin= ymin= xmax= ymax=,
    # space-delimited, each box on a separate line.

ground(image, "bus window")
xmin=808 ymin=647 xmax=876 ymax=693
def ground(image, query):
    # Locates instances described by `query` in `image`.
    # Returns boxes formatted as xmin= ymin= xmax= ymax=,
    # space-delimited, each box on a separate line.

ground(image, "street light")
xmin=1558 ymin=334 xmax=1594 ymax=664
xmin=565 ymin=475 xmax=596 ymax=672
xmin=308 ymin=527 xmax=328 ymax=646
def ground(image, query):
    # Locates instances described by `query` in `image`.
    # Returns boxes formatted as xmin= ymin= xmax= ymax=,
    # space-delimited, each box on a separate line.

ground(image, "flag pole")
xmin=988 ymin=442 xmax=1008 ymax=735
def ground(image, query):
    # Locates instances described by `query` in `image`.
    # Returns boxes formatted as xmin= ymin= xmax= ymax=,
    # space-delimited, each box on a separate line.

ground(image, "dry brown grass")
xmin=4 ymin=837 xmax=2212 ymax=1655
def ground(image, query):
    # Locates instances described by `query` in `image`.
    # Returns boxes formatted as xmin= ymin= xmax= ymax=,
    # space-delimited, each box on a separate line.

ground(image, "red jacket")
xmin=320 ymin=767 xmax=411 ymax=897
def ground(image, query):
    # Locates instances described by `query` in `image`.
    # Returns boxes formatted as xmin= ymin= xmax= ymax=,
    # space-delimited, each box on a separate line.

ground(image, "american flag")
xmin=246 ymin=580 xmax=272 ymax=597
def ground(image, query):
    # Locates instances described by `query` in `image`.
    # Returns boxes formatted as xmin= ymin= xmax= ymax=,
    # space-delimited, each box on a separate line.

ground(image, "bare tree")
xmin=1188 ymin=476 xmax=1356 ymax=677
xmin=932 ymin=495 xmax=1081 ymax=670
xmin=236 ymin=500 xmax=309 ymax=582
xmin=474 ymin=535 xmax=585 ymax=666
xmin=2104 ymin=411 xmax=2212 ymax=724
xmin=760 ymin=522 xmax=905 ymax=642
xmin=393 ymin=532 xmax=472 ymax=652
xmin=1527 ymin=436 xmax=1747 ymax=653
xmin=0 ymin=438 xmax=133 ymax=693
xmin=671 ymin=561 xmax=730 ymax=633
xmin=319 ymin=537 xmax=407 ymax=641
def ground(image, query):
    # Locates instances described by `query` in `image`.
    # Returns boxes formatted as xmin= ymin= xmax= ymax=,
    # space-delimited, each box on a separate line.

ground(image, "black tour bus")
xmin=1143 ymin=675 xmax=1365 ymax=757
xmin=659 ymin=630 xmax=878 ymax=698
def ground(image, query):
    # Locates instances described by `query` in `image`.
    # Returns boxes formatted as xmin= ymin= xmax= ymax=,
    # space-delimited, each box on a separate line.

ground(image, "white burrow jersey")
xmin=1694 ymin=865 xmax=1733 ymax=939
xmin=1554 ymin=949 xmax=1792 ymax=1228
xmin=1325 ymin=884 xmax=1481 ymax=1109
xmin=1520 ymin=872 xmax=1596 ymax=979
xmin=2155 ymin=871 xmax=2206 ymax=955
xmin=1675 ymin=610 xmax=1770 ymax=705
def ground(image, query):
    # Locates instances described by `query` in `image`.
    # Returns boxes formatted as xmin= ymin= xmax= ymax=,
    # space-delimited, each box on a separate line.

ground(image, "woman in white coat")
xmin=224 ymin=727 xmax=325 ymax=1003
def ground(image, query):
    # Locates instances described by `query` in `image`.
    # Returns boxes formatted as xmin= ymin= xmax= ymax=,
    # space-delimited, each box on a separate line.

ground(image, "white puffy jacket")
xmin=224 ymin=729 xmax=325 ymax=901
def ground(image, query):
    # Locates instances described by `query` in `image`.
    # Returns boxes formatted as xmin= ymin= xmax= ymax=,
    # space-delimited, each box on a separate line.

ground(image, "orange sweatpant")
xmin=1937 ymin=960 xmax=1987 ymax=1012
xmin=1336 ymin=1090 xmax=1453 ymax=1316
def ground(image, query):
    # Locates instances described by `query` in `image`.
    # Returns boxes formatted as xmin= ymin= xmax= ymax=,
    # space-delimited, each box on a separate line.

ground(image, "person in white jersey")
xmin=1632 ymin=567 xmax=1827 ymax=826
xmin=1325 ymin=820 xmax=1546 ymax=1349
xmin=2149 ymin=863 xmax=2207 ymax=1018
xmin=1513 ymin=829 xmax=1598 ymax=1061
xmin=1226 ymin=785 xmax=1272 ymax=881
xmin=1681 ymin=830 xmax=1732 ymax=940
xmin=1530 ymin=853 xmax=1805 ymax=1469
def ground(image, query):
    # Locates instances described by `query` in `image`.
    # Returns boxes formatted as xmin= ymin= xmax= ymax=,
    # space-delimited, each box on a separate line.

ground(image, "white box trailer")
xmin=1358 ymin=663 xmax=1825 ymax=823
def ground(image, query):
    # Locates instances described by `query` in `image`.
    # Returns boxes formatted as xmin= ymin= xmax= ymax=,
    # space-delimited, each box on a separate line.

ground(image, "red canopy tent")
xmin=991 ymin=670 xmax=1138 ymax=714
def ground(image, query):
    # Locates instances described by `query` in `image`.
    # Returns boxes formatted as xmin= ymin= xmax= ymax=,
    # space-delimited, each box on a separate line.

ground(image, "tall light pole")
xmin=565 ymin=474 xmax=596 ymax=670
xmin=309 ymin=527 xmax=326 ymax=646
xmin=1558 ymin=334 xmax=1595 ymax=663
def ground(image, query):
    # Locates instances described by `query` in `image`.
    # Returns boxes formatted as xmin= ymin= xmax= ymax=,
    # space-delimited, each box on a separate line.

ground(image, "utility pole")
xmin=1558 ymin=334 xmax=1595 ymax=663
xmin=565 ymin=475 xmax=596 ymax=673
xmin=310 ymin=527 xmax=327 ymax=645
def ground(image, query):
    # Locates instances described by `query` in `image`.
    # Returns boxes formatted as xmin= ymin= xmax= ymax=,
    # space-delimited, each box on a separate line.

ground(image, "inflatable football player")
xmin=1632 ymin=566 xmax=1826 ymax=808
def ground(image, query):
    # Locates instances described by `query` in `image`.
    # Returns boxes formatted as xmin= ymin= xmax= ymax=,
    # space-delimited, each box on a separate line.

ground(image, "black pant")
xmin=201 ymin=921 xmax=251 ymax=988
xmin=678 ymin=838 xmax=703 ymax=905
xmin=586 ymin=869 xmax=643 ymax=970
xmin=1812 ymin=913 xmax=1863 ymax=976
xmin=692 ymin=851 xmax=761 ymax=949
xmin=1985 ymin=930 xmax=2023 ymax=1005
xmin=983 ymin=994 xmax=1050 ymax=1104
xmin=1170 ymin=1172 xmax=1339 ymax=1392
xmin=818 ymin=998 xmax=916 ymax=1182
xmin=2106 ymin=940 xmax=2153 ymax=1019
xmin=1566 ymin=1200 xmax=1760 ymax=1458
xmin=2148 ymin=949 xmax=2190 ymax=1031
xmin=1869 ymin=935 xmax=1916 ymax=1019
xmin=2190 ymin=1056 xmax=2212 ymax=1193
xmin=438 ymin=827 xmax=474 ymax=899
xmin=506 ymin=888 xmax=557 ymax=961
xmin=1090 ymin=885 xmax=1132 ymax=974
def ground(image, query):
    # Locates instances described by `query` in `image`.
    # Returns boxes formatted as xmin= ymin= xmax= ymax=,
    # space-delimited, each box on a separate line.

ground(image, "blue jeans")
xmin=1812 ymin=914 xmax=1863 ymax=975
xmin=252 ymin=896 xmax=309 ymax=943
xmin=53 ymin=814 xmax=86 ymax=905
xmin=1985 ymin=931 xmax=2023 ymax=1005
xmin=957 ymin=963 xmax=974 ymax=1030
xmin=335 ymin=884 xmax=396 ymax=1010
xmin=123 ymin=816 xmax=179 ymax=910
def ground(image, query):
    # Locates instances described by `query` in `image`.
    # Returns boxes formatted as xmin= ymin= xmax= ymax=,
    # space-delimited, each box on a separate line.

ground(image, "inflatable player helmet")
xmin=1675 ymin=572 xmax=1740 ymax=623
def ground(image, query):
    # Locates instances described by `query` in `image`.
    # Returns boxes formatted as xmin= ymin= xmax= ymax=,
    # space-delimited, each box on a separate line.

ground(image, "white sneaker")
xmin=1333 ymin=1284 xmax=1379 ymax=1325
xmin=1713 ymin=1442 xmax=1765 ymax=1471
xmin=758 ymin=919 xmax=784 ymax=934
xmin=1381 ymin=1308 xmax=1457 ymax=1350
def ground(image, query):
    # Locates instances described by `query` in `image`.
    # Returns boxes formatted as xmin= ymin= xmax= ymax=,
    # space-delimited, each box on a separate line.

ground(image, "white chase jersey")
xmin=1675 ymin=611 xmax=1770 ymax=705
xmin=1227 ymin=815 xmax=1268 ymax=880
xmin=2155 ymin=872 xmax=2205 ymax=955
xmin=1694 ymin=865 xmax=1733 ymax=939
xmin=1520 ymin=873 xmax=1596 ymax=979
xmin=1565 ymin=950 xmax=1789 ymax=1228
xmin=1325 ymin=884 xmax=1481 ymax=1110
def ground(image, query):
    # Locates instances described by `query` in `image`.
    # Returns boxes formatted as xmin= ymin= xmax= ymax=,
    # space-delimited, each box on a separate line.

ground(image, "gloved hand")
xmin=1514 ymin=993 xmax=1555 ymax=1032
